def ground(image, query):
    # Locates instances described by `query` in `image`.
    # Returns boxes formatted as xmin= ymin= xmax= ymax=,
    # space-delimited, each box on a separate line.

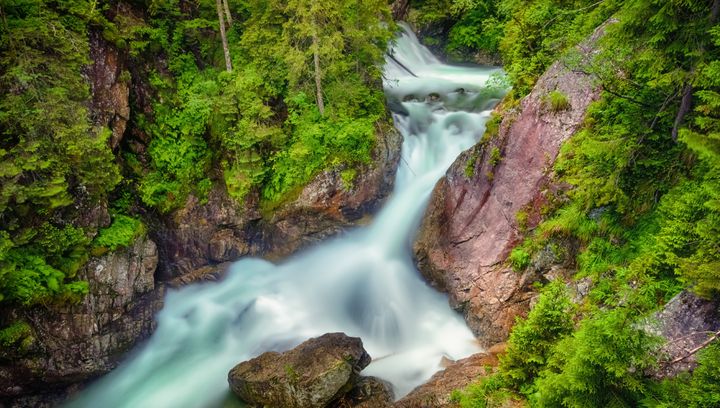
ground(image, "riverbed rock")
xmin=0 ymin=236 xmax=162 ymax=405
xmin=413 ymin=22 xmax=611 ymax=346
xmin=333 ymin=376 xmax=395 ymax=408
xmin=646 ymin=291 xmax=720 ymax=379
xmin=395 ymin=352 xmax=499 ymax=408
xmin=228 ymin=333 xmax=371 ymax=408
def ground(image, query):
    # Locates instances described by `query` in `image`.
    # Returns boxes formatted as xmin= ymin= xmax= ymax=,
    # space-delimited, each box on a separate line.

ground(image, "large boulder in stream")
xmin=413 ymin=22 xmax=612 ymax=346
xmin=228 ymin=333 xmax=372 ymax=408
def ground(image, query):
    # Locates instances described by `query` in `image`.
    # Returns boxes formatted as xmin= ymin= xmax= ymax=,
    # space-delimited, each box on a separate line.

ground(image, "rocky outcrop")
xmin=262 ymin=125 xmax=402 ymax=259
xmin=88 ymin=30 xmax=130 ymax=149
xmin=646 ymin=291 xmax=720 ymax=378
xmin=154 ymin=123 xmax=402 ymax=280
xmin=414 ymin=24 xmax=609 ymax=346
xmin=395 ymin=352 xmax=499 ymax=408
xmin=228 ymin=333 xmax=372 ymax=408
xmin=0 ymin=236 xmax=162 ymax=405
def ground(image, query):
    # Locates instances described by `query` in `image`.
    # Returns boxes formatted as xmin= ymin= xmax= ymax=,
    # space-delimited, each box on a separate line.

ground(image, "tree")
xmin=216 ymin=0 xmax=232 ymax=71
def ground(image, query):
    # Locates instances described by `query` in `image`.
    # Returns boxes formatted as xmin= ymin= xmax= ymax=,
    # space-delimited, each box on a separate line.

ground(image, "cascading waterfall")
xmin=69 ymin=24 xmax=505 ymax=408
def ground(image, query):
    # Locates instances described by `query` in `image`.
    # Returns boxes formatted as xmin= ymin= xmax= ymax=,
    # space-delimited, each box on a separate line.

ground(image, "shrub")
xmin=509 ymin=248 xmax=531 ymax=271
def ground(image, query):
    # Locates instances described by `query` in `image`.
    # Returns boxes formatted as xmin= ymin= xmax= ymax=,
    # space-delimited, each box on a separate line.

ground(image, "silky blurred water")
xmin=69 ymin=24 xmax=505 ymax=408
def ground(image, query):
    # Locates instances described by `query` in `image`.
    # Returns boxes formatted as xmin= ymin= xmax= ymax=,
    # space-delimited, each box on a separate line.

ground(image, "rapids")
xmin=69 ymin=24 xmax=505 ymax=408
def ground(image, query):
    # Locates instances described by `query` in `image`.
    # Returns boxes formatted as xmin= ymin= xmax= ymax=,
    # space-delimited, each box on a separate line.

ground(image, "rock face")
xmin=0 ymin=236 xmax=162 ymax=405
xmin=647 ymin=291 xmax=720 ymax=378
xmin=262 ymin=125 xmax=402 ymax=259
xmin=413 ymin=24 xmax=609 ymax=346
xmin=228 ymin=333 xmax=371 ymax=408
xmin=88 ymin=29 xmax=130 ymax=149
xmin=395 ymin=353 xmax=499 ymax=408
xmin=154 ymin=123 xmax=402 ymax=280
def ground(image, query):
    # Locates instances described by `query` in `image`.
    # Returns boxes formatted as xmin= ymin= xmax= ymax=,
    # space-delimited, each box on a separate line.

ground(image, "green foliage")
xmin=340 ymin=168 xmax=357 ymax=191
xmin=530 ymin=308 xmax=660 ymax=407
xmin=93 ymin=215 xmax=146 ymax=253
xmin=453 ymin=374 xmax=520 ymax=408
xmin=509 ymin=248 xmax=531 ymax=271
xmin=448 ymin=2 xmax=720 ymax=405
xmin=680 ymin=342 xmax=720 ymax=407
xmin=501 ymin=281 xmax=575 ymax=391
xmin=545 ymin=90 xmax=571 ymax=112
xmin=0 ymin=321 xmax=33 ymax=350
xmin=489 ymin=146 xmax=502 ymax=166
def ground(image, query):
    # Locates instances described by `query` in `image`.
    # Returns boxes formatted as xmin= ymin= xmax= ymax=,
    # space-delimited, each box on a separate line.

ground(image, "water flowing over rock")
xmin=68 ymin=25 xmax=500 ymax=407
xmin=152 ymin=124 xmax=402 ymax=281
xmin=228 ymin=333 xmax=371 ymax=408
xmin=0 ymin=237 xmax=161 ymax=406
xmin=414 ymin=23 xmax=610 ymax=346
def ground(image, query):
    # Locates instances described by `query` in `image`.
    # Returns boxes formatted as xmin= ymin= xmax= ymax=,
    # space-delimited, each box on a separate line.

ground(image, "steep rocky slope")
xmin=413 ymin=24 xmax=609 ymax=347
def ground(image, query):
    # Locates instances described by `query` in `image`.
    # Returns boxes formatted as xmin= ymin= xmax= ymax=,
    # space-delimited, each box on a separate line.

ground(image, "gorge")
xmin=2 ymin=1 xmax=720 ymax=407
xmin=66 ymin=24 xmax=505 ymax=408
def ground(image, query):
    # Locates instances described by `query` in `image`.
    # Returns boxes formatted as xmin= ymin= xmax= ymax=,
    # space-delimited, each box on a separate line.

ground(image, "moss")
xmin=465 ymin=150 xmax=480 ymax=178
xmin=489 ymin=146 xmax=502 ymax=167
xmin=93 ymin=214 xmax=145 ymax=252
xmin=0 ymin=321 xmax=34 ymax=352
xmin=340 ymin=168 xmax=357 ymax=191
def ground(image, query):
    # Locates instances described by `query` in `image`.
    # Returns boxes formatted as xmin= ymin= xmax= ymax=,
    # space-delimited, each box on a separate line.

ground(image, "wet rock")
xmin=646 ymin=291 xmax=720 ymax=378
xmin=0 ymin=236 xmax=162 ymax=404
xmin=333 ymin=376 xmax=394 ymax=408
xmin=260 ymin=125 xmax=402 ymax=259
xmin=413 ymin=22 xmax=612 ymax=346
xmin=395 ymin=353 xmax=499 ymax=408
xmin=154 ymin=124 xmax=401 ymax=277
xmin=228 ymin=333 xmax=371 ymax=408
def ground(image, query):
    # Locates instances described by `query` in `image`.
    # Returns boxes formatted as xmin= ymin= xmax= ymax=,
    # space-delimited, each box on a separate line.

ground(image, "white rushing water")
xmin=69 ymin=25 xmax=505 ymax=408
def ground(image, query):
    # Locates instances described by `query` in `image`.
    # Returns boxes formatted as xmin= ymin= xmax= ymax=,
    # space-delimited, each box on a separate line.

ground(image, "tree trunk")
xmin=216 ymin=0 xmax=232 ymax=72
xmin=312 ymin=30 xmax=325 ymax=115
xmin=222 ymin=0 xmax=233 ymax=26
xmin=672 ymin=82 xmax=693 ymax=142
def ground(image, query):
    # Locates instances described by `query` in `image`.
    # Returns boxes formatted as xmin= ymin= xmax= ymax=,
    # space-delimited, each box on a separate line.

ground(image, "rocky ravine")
xmin=413 ymin=24 xmax=610 ymax=347
xmin=0 ymin=13 xmax=401 ymax=406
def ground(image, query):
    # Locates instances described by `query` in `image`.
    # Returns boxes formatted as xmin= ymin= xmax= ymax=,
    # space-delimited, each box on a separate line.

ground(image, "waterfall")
xmin=69 ymin=24 xmax=505 ymax=408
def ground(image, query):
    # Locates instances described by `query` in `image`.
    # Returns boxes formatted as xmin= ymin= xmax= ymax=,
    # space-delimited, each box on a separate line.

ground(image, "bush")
xmin=509 ymin=248 xmax=531 ymax=271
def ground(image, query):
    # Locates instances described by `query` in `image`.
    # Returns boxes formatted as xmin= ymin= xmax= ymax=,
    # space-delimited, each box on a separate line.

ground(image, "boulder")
xmin=413 ymin=21 xmax=612 ymax=347
xmin=228 ymin=333 xmax=371 ymax=408
xmin=333 ymin=376 xmax=395 ymax=408
xmin=646 ymin=291 xmax=720 ymax=378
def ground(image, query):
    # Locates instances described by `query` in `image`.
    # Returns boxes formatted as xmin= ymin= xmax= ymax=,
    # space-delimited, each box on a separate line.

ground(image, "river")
xmin=69 ymin=24 xmax=505 ymax=408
